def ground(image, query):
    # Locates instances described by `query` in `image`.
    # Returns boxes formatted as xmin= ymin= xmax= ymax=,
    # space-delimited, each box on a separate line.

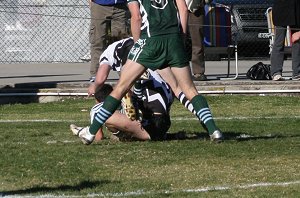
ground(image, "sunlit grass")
xmin=0 ymin=96 xmax=299 ymax=197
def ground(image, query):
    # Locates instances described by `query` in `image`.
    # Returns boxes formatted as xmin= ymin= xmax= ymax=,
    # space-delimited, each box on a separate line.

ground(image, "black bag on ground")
xmin=246 ymin=62 xmax=272 ymax=80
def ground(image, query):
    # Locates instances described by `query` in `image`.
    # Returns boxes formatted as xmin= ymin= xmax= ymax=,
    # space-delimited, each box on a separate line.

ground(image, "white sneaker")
xmin=70 ymin=124 xmax=84 ymax=136
xmin=210 ymin=130 xmax=224 ymax=143
xmin=78 ymin=126 xmax=95 ymax=145
xmin=272 ymin=74 xmax=285 ymax=81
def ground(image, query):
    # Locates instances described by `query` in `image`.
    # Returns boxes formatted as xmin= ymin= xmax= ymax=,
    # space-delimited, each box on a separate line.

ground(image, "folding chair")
xmin=203 ymin=3 xmax=239 ymax=80
xmin=264 ymin=7 xmax=292 ymax=54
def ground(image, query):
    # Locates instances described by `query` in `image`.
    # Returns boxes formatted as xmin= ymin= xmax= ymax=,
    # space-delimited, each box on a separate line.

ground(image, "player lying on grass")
xmin=86 ymin=37 xmax=220 ymax=140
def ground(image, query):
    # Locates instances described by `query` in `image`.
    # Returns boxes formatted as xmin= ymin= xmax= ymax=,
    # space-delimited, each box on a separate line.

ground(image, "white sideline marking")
xmin=0 ymin=116 xmax=300 ymax=123
xmin=178 ymin=115 xmax=297 ymax=121
xmin=171 ymin=116 xmax=300 ymax=121
xmin=46 ymin=140 xmax=76 ymax=144
xmin=0 ymin=119 xmax=77 ymax=123
xmin=1 ymin=180 xmax=300 ymax=197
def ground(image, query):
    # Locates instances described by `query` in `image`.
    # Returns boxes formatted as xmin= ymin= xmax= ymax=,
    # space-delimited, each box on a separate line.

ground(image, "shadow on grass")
xmin=166 ymin=131 xmax=211 ymax=141
xmin=166 ymin=131 xmax=300 ymax=141
xmin=1 ymin=180 xmax=114 ymax=196
xmin=226 ymin=132 xmax=300 ymax=141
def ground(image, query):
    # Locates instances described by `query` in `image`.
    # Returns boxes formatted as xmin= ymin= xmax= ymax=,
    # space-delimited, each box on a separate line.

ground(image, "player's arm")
xmin=88 ymin=64 xmax=111 ymax=96
xmin=127 ymin=1 xmax=141 ymax=42
xmin=105 ymin=112 xmax=151 ymax=141
xmin=176 ymin=0 xmax=189 ymax=34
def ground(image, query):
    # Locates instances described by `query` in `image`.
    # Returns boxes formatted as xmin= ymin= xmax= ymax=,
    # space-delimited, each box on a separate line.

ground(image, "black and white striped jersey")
xmin=99 ymin=37 xmax=133 ymax=72
xmin=137 ymin=69 xmax=173 ymax=116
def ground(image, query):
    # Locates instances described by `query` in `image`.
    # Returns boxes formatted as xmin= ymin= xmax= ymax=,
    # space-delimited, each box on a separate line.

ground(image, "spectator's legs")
xmin=89 ymin=2 xmax=108 ymax=78
xmin=291 ymin=32 xmax=300 ymax=78
xmin=189 ymin=9 xmax=206 ymax=80
xmin=270 ymin=26 xmax=286 ymax=77
xmin=110 ymin=4 xmax=130 ymax=41
xmin=89 ymin=4 xmax=129 ymax=79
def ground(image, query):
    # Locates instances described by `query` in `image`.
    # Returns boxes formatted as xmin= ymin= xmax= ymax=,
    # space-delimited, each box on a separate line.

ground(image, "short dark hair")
xmin=94 ymin=84 xmax=113 ymax=102
xmin=142 ymin=114 xmax=171 ymax=141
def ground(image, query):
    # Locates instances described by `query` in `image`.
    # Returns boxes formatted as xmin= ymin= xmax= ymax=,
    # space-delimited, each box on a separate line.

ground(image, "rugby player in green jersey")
xmin=78 ymin=0 xmax=224 ymax=145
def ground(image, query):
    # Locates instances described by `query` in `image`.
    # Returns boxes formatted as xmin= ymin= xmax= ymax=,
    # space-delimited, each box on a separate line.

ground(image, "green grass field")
xmin=0 ymin=95 xmax=299 ymax=197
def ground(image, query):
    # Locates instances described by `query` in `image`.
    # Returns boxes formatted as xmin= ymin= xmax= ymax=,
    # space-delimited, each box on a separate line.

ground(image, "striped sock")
xmin=133 ymin=80 xmax=143 ymax=99
xmin=178 ymin=92 xmax=196 ymax=115
xmin=90 ymin=95 xmax=121 ymax=134
xmin=191 ymin=95 xmax=218 ymax=134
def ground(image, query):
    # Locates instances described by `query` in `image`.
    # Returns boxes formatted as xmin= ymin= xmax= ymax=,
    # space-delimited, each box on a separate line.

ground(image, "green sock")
xmin=89 ymin=95 xmax=121 ymax=134
xmin=191 ymin=95 xmax=218 ymax=134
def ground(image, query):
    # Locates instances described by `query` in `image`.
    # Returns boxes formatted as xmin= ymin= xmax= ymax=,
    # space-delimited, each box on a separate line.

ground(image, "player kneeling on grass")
xmin=86 ymin=37 xmax=223 ymax=142
xmin=71 ymin=84 xmax=150 ymax=142
xmin=71 ymin=78 xmax=173 ymax=142
xmin=131 ymin=69 xmax=174 ymax=141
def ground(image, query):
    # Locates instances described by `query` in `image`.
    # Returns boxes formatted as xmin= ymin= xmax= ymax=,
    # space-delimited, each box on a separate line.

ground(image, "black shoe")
xmin=193 ymin=74 xmax=207 ymax=81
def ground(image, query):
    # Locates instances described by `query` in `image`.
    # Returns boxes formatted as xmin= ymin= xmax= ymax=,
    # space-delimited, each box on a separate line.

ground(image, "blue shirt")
xmin=93 ymin=0 xmax=125 ymax=5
